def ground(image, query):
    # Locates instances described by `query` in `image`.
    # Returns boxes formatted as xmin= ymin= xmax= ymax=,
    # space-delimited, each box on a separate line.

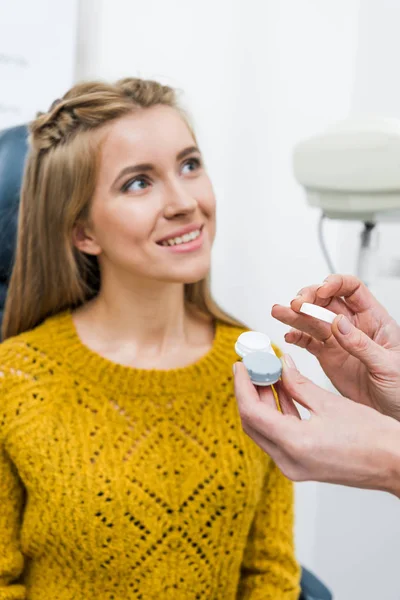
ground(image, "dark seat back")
xmin=0 ymin=125 xmax=29 ymax=328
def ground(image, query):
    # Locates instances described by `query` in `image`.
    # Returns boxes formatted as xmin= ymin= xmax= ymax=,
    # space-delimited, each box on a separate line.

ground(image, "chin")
xmin=173 ymin=267 xmax=210 ymax=285
xmin=181 ymin=273 xmax=208 ymax=285
xmin=161 ymin=259 xmax=211 ymax=285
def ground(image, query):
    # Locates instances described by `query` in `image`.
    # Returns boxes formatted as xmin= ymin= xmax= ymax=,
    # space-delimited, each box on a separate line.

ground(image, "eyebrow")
xmin=112 ymin=145 xmax=201 ymax=187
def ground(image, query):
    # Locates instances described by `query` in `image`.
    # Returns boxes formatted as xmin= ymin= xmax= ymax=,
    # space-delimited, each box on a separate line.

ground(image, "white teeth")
xmin=160 ymin=228 xmax=201 ymax=246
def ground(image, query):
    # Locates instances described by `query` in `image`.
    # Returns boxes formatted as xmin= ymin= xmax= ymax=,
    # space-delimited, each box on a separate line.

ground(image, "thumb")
xmin=332 ymin=315 xmax=387 ymax=372
xmin=281 ymin=355 xmax=326 ymax=412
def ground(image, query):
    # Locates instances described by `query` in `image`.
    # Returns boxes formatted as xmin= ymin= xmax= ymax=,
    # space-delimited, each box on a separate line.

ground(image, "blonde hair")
xmin=2 ymin=77 xmax=242 ymax=340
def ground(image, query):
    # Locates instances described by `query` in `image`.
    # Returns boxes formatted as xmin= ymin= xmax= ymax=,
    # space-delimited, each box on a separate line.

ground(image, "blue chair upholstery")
xmin=300 ymin=566 xmax=333 ymax=600
xmin=0 ymin=124 xmax=28 ymax=329
xmin=0 ymin=124 xmax=333 ymax=599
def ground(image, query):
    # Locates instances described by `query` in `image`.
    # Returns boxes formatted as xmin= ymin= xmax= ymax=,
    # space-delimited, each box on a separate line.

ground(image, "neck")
xmin=78 ymin=268 xmax=201 ymax=353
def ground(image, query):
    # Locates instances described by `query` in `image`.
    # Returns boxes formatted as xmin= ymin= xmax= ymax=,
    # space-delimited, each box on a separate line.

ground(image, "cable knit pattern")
xmin=0 ymin=312 xmax=300 ymax=600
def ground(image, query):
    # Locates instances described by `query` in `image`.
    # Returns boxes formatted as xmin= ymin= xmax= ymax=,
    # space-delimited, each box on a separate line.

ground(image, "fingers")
xmin=234 ymin=359 xmax=315 ymax=482
xmin=234 ymin=360 xmax=300 ymax=420
xmin=331 ymin=314 xmax=388 ymax=372
xmin=234 ymin=361 xmax=260 ymax=404
xmin=243 ymin=422 xmax=308 ymax=483
xmin=290 ymin=284 xmax=354 ymax=318
xmin=242 ymin=421 xmax=281 ymax=459
xmin=271 ymin=304 xmax=335 ymax=344
xmin=280 ymin=354 xmax=331 ymax=412
xmin=258 ymin=383 xmax=280 ymax=410
xmin=274 ymin=380 xmax=301 ymax=418
xmin=317 ymin=274 xmax=389 ymax=317
xmin=234 ymin=361 xmax=289 ymax=445
xmin=284 ymin=328 xmax=324 ymax=357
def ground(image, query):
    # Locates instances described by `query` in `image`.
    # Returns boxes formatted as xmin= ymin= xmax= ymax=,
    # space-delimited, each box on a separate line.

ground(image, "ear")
xmin=72 ymin=222 xmax=102 ymax=256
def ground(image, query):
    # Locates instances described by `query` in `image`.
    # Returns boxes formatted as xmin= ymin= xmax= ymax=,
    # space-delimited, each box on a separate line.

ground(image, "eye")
xmin=181 ymin=157 xmax=202 ymax=175
xmin=122 ymin=176 xmax=150 ymax=193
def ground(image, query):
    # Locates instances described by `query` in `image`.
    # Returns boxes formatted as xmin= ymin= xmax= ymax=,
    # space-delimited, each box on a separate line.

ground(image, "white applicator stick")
xmin=299 ymin=302 xmax=337 ymax=324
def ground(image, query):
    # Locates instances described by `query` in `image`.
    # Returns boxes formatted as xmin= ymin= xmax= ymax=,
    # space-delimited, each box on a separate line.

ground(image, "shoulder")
xmin=214 ymin=320 xmax=247 ymax=364
xmin=0 ymin=314 xmax=60 ymax=374
xmin=216 ymin=321 xmax=248 ymax=345
xmin=0 ymin=315 xmax=66 ymax=435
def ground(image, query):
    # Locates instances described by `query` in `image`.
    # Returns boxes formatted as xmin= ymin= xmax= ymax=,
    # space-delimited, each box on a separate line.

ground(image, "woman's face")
xmin=76 ymin=106 xmax=216 ymax=286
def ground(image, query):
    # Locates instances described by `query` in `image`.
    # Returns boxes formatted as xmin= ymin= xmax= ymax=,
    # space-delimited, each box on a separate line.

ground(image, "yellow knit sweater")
xmin=0 ymin=312 xmax=300 ymax=600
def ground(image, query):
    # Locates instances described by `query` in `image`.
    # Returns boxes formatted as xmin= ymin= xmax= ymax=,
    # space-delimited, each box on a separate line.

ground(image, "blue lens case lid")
xmin=243 ymin=351 xmax=282 ymax=386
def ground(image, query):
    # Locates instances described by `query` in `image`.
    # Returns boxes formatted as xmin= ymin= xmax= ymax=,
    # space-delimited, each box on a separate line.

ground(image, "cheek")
xmin=200 ymin=179 xmax=217 ymax=218
xmin=208 ymin=194 xmax=217 ymax=216
xmin=202 ymin=183 xmax=217 ymax=239
xmin=90 ymin=202 xmax=154 ymax=251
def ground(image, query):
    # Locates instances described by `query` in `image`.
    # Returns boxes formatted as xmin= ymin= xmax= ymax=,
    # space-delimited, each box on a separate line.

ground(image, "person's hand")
xmin=271 ymin=274 xmax=400 ymax=421
xmin=234 ymin=355 xmax=400 ymax=496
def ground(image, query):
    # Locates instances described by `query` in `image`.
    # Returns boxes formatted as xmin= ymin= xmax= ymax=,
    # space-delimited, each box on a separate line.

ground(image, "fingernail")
xmin=291 ymin=295 xmax=302 ymax=304
xmin=232 ymin=363 xmax=237 ymax=375
xmin=283 ymin=354 xmax=296 ymax=369
xmin=317 ymin=277 xmax=331 ymax=290
xmin=318 ymin=278 xmax=330 ymax=289
xmin=337 ymin=315 xmax=351 ymax=335
xmin=284 ymin=328 xmax=296 ymax=340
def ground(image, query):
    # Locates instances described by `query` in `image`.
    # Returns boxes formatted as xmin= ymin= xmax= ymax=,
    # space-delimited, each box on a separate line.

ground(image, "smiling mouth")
xmin=157 ymin=226 xmax=204 ymax=247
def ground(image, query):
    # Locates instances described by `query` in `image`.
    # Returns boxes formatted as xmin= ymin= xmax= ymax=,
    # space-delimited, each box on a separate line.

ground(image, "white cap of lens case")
xmin=235 ymin=331 xmax=282 ymax=386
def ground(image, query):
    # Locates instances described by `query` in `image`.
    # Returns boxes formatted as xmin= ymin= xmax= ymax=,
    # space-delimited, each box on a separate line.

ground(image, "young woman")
xmin=0 ymin=78 xmax=300 ymax=599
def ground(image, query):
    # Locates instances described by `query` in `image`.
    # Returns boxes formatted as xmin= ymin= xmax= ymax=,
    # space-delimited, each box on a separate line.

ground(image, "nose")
xmin=163 ymin=179 xmax=197 ymax=220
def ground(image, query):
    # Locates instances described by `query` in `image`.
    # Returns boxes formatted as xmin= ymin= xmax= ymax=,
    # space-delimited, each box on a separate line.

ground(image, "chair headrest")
xmin=0 ymin=125 xmax=29 ymax=280
xmin=0 ymin=125 xmax=29 ymax=329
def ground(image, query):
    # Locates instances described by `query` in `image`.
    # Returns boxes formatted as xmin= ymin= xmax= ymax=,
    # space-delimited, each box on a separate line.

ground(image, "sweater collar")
xmin=44 ymin=311 xmax=237 ymax=396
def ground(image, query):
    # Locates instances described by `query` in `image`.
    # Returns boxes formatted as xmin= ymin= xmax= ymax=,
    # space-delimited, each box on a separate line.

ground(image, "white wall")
xmin=316 ymin=1 xmax=400 ymax=598
xmin=75 ymin=1 xmax=400 ymax=598
xmin=339 ymin=0 xmax=400 ymax=319
xmin=0 ymin=0 xmax=78 ymax=129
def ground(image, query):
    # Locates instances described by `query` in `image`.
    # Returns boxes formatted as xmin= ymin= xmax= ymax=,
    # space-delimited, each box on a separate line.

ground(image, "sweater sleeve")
xmin=237 ymin=459 xmax=301 ymax=600
xmin=0 ymin=443 xmax=26 ymax=600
